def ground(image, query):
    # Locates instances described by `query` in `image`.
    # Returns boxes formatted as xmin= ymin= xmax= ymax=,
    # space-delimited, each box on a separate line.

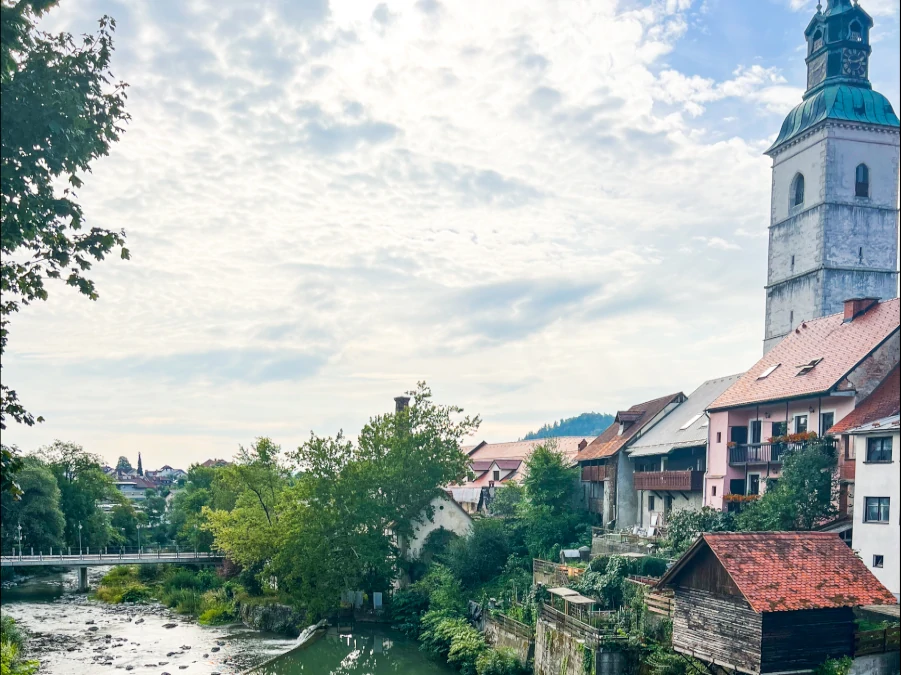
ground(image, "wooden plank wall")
xmin=760 ymin=608 xmax=854 ymax=673
xmin=672 ymin=587 xmax=762 ymax=674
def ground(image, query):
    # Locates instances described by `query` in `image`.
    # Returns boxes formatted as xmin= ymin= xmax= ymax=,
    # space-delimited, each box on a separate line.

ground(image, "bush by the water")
xmin=1 ymin=617 xmax=38 ymax=675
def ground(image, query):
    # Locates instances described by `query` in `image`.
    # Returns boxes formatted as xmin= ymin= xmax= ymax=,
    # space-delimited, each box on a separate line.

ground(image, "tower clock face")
xmin=807 ymin=53 xmax=827 ymax=89
xmin=842 ymin=49 xmax=867 ymax=78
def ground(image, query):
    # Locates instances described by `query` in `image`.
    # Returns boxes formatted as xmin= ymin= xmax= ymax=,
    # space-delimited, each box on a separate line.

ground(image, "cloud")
xmin=9 ymin=0 xmax=893 ymax=466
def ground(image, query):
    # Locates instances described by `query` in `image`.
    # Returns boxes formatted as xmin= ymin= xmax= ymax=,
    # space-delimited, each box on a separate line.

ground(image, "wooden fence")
xmin=490 ymin=612 xmax=533 ymax=641
xmin=539 ymin=603 xmax=625 ymax=647
xmin=854 ymin=625 xmax=901 ymax=656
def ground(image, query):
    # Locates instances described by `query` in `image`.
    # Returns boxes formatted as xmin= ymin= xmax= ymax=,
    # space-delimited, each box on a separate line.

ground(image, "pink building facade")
xmin=705 ymin=298 xmax=900 ymax=512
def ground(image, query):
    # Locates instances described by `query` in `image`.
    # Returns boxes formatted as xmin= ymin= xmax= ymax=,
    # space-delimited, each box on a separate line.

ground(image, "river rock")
xmin=239 ymin=602 xmax=305 ymax=636
xmin=162 ymin=623 xmax=177 ymax=629
xmin=88 ymin=626 xmax=99 ymax=632
xmin=210 ymin=647 xmax=219 ymax=652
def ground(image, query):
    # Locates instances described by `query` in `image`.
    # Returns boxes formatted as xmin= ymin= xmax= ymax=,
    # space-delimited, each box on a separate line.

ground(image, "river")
xmin=1 ymin=569 xmax=455 ymax=675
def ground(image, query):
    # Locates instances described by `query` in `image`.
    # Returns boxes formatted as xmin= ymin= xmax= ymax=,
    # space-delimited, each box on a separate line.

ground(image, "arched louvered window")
xmin=855 ymin=163 xmax=869 ymax=198
xmin=849 ymin=21 xmax=862 ymax=42
xmin=812 ymin=29 xmax=823 ymax=52
xmin=791 ymin=173 xmax=805 ymax=209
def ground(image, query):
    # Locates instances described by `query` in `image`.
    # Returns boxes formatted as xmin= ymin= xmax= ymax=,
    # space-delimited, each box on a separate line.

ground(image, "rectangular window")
xmin=820 ymin=412 xmax=835 ymax=433
xmin=866 ymin=437 xmax=893 ymax=463
xmin=648 ymin=496 xmax=655 ymax=511
xmin=757 ymin=364 xmax=780 ymax=379
xmin=492 ymin=470 xmax=500 ymax=481
xmin=873 ymin=555 xmax=884 ymax=569
xmin=664 ymin=496 xmax=673 ymax=513
xmin=711 ymin=486 xmax=717 ymax=497
xmin=716 ymin=432 xmax=722 ymax=443
xmin=865 ymin=497 xmax=890 ymax=523
xmin=750 ymin=420 xmax=762 ymax=444
xmin=772 ymin=421 xmax=788 ymax=437
xmin=748 ymin=474 xmax=760 ymax=496
xmin=729 ymin=479 xmax=746 ymax=496
xmin=794 ymin=415 xmax=808 ymax=434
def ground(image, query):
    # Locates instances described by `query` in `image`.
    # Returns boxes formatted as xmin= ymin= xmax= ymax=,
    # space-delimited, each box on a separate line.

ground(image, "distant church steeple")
xmin=137 ymin=452 xmax=143 ymax=476
xmin=761 ymin=0 xmax=899 ymax=353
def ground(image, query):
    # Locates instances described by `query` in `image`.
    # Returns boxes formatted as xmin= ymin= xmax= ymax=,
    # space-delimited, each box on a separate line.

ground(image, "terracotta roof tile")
xmin=704 ymin=532 xmax=897 ymax=612
xmin=579 ymin=393 xmax=685 ymax=461
xmin=829 ymin=365 xmax=900 ymax=434
xmin=710 ymin=298 xmax=900 ymax=411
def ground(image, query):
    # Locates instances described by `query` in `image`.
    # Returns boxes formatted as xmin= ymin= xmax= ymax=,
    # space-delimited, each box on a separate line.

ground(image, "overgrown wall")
xmin=534 ymin=618 xmax=627 ymax=675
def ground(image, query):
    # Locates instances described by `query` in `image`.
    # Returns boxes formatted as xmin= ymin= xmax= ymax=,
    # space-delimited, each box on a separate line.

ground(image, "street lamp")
xmin=17 ymin=523 xmax=22 ymax=559
xmin=193 ymin=524 xmax=198 ymax=557
xmin=137 ymin=523 xmax=143 ymax=555
xmin=78 ymin=522 xmax=83 ymax=556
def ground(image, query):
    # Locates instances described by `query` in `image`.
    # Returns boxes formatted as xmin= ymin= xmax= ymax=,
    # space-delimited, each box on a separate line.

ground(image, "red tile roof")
xmin=709 ymin=298 xmax=900 ymax=411
xmin=578 ymin=393 xmax=685 ymax=461
xmin=663 ymin=532 xmax=897 ymax=612
xmin=829 ymin=365 xmax=900 ymax=434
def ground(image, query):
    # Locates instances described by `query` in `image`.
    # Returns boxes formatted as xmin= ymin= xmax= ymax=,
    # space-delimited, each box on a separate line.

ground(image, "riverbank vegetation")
xmin=0 ymin=617 xmax=38 ymax=675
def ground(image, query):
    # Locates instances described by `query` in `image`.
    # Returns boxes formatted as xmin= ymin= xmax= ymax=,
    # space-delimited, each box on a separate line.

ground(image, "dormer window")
xmin=791 ymin=173 xmax=805 ymax=209
xmin=795 ymin=358 xmax=823 ymax=376
xmin=757 ymin=363 xmax=780 ymax=380
xmin=849 ymin=21 xmax=862 ymax=42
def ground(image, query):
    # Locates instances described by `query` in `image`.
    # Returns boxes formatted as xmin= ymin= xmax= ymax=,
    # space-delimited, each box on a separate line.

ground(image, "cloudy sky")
xmin=5 ymin=0 xmax=900 ymax=469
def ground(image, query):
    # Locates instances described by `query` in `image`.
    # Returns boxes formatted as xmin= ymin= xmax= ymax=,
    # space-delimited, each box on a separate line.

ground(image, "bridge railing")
xmin=1 ymin=546 xmax=222 ymax=564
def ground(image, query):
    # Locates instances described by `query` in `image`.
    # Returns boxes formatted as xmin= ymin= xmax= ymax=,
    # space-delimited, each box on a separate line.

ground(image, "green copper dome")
xmin=767 ymin=84 xmax=899 ymax=154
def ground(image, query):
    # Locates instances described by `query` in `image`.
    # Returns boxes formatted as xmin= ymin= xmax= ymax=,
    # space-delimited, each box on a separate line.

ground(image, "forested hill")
xmin=521 ymin=412 xmax=615 ymax=441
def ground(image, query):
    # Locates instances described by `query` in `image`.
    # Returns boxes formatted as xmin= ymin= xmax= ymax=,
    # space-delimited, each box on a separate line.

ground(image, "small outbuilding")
xmin=656 ymin=532 xmax=897 ymax=674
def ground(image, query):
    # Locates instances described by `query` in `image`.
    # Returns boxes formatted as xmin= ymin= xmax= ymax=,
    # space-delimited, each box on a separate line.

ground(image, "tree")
xmin=39 ymin=441 xmax=115 ymax=548
xmin=115 ymin=456 xmax=132 ymax=474
xmin=0 ymin=457 xmax=65 ymax=552
xmin=1 ymin=1 xmax=129 ymax=431
xmin=737 ymin=439 xmax=838 ymax=531
xmin=522 ymin=412 xmax=614 ymax=441
xmin=519 ymin=441 xmax=586 ymax=557
xmin=136 ymin=453 xmax=142 ymax=476
xmin=488 ymin=483 xmax=523 ymax=518
xmin=0 ymin=445 xmax=24 ymax=499
xmin=664 ymin=507 xmax=735 ymax=556
xmin=443 ymin=518 xmax=510 ymax=587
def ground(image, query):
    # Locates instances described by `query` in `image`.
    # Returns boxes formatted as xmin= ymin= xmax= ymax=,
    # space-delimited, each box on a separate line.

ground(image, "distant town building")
xmin=114 ymin=475 xmax=160 ymax=502
xmin=200 ymin=458 xmax=231 ymax=468
xmin=706 ymin=298 xmax=899 ymax=517
xmin=762 ymin=0 xmax=899 ymax=353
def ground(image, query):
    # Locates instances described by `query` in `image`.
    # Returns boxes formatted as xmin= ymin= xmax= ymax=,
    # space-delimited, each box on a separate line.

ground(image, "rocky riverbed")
xmin=1 ymin=570 xmax=295 ymax=675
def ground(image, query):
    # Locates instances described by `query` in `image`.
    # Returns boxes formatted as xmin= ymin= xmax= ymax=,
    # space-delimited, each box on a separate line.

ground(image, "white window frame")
xmin=818 ymin=409 xmax=836 ymax=435
xmin=747 ymin=473 xmax=761 ymax=496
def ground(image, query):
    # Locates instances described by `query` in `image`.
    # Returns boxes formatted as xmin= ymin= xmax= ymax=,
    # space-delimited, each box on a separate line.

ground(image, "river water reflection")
xmin=1 ymin=569 xmax=454 ymax=674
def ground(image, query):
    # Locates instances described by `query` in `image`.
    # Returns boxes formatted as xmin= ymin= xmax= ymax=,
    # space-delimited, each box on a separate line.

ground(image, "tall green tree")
xmin=519 ymin=441 xmax=586 ymax=557
xmin=0 ymin=456 xmax=65 ymax=552
xmin=1 ymin=0 xmax=129 ymax=432
xmin=38 ymin=441 xmax=114 ymax=548
xmin=737 ymin=439 xmax=839 ymax=531
xmin=115 ymin=456 xmax=132 ymax=474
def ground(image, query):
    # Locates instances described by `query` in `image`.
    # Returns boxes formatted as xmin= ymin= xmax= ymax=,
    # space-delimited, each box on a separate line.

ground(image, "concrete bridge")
xmin=1 ymin=550 xmax=223 ymax=590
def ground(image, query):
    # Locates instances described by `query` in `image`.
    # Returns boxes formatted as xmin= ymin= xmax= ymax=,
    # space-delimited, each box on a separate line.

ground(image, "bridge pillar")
xmin=78 ymin=566 xmax=88 ymax=592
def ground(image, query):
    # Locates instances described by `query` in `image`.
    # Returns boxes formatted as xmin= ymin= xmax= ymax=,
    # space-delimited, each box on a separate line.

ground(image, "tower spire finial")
xmin=816 ymin=1 xmax=822 ymax=12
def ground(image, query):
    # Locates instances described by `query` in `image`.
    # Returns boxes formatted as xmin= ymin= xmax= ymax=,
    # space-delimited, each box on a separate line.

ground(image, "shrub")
xmin=476 ymin=647 xmax=530 ymax=675
xmin=390 ymin=588 xmax=430 ymax=637
xmin=413 ymin=565 xmax=466 ymax=615
xmin=814 ymin=657 xmax=853 ymax=675
xmin=419 ymin=611 xmax=486 ymax=674
xmin=198 ymin=603 xmax=235 ymax=626
xmin=635 ymin=556 xmax=668 ymax=578
xmin=137 ymin=564 xmax=161 ymax=582
xmin=444 ymin=519 xmax=510 ymax=587
xmin=119 ymin=585 xmax=152 ymax=604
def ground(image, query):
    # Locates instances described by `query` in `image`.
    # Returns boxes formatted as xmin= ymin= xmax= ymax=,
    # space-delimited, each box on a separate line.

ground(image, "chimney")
xmin=578 ymin=439 xmax=588 ymax=452
xmin=843 ymin=298 xmax=879 ymax=322
xmin=394 ymin=396 xmax=410 ymax=412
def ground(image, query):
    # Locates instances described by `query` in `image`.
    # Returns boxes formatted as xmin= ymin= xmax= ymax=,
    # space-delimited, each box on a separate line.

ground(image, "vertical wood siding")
xmin=760 ymin=608 xmax=854 ymax=673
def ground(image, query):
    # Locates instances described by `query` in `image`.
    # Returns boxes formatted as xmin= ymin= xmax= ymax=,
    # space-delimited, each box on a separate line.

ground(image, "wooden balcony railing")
xmin=728 ymin=437 xmax=837 ymax=466
xmin=581 ymin=465 xmax=607 ymax=482
xmin=633 ymin=470 xmax=703 ymax=492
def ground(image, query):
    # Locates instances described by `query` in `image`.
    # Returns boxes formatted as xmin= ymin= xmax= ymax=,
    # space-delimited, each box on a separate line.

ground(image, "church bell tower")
xmin=762 ymin=0 xmax=900 ymax=353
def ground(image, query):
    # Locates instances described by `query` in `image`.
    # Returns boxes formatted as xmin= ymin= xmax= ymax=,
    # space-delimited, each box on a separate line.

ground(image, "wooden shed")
xmin=657 ymin=532 xmax=897 ymax=674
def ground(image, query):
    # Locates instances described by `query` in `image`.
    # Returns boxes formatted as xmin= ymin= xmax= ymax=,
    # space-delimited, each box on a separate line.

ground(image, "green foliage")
xmin=115 ymin=457 xmax=133 ymax=474
xmin=1 ymin=445 xmax=24 ymax=499
xmin=419 ymin=527 xmax=459 ymax=564
xmin=0 ymin=456 xmax=65 ymax=551
xmin=444 ymin=519 xmax=510 ymax=587
xmin=814 ymin=656 xmax=853 ymax=675
xmin=519 ymin=441 xmax=588 ymax=558
xmin=488 ymin=483 xmax=523 ymax=518
xmin=635 ymin=556 xmax=669 ymax=578
xmin=737 ymin=439 xmax=838 ymax=531
xmin=390 ymin=587 xmax=431 ymax=636
xmin=119 ymin=586 xmax=152 ymax=603
xmin=198 ymin=602 xmax=236 ymax=626
xmin=573 ymin=556 xmax=630 ymax=609
xmin=476 ymin=648 xmax=530 ymax=675
xmin=1 ymin=0 xmax=130 ymax=430
xmin=522 ymin=413 xmax=614 ymax=441
xmin=663 ymin=507 xmax=735 ymax=556
xmin=419 ymin=611 xmax=486 ymax=675
xmin=38 ymin=441 xmax=116 ymax=549
xmin=645 ymin=646 xmax=705 ymax=675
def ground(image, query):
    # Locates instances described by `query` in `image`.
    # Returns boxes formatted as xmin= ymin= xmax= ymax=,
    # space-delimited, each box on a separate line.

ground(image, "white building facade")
xmin=850 ymin=415 xmax=900 ymax=599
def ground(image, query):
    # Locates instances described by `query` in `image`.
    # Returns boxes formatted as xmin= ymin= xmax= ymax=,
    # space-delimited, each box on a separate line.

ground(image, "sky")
xmin=5 ymin=0 xmax=900 ymax=469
